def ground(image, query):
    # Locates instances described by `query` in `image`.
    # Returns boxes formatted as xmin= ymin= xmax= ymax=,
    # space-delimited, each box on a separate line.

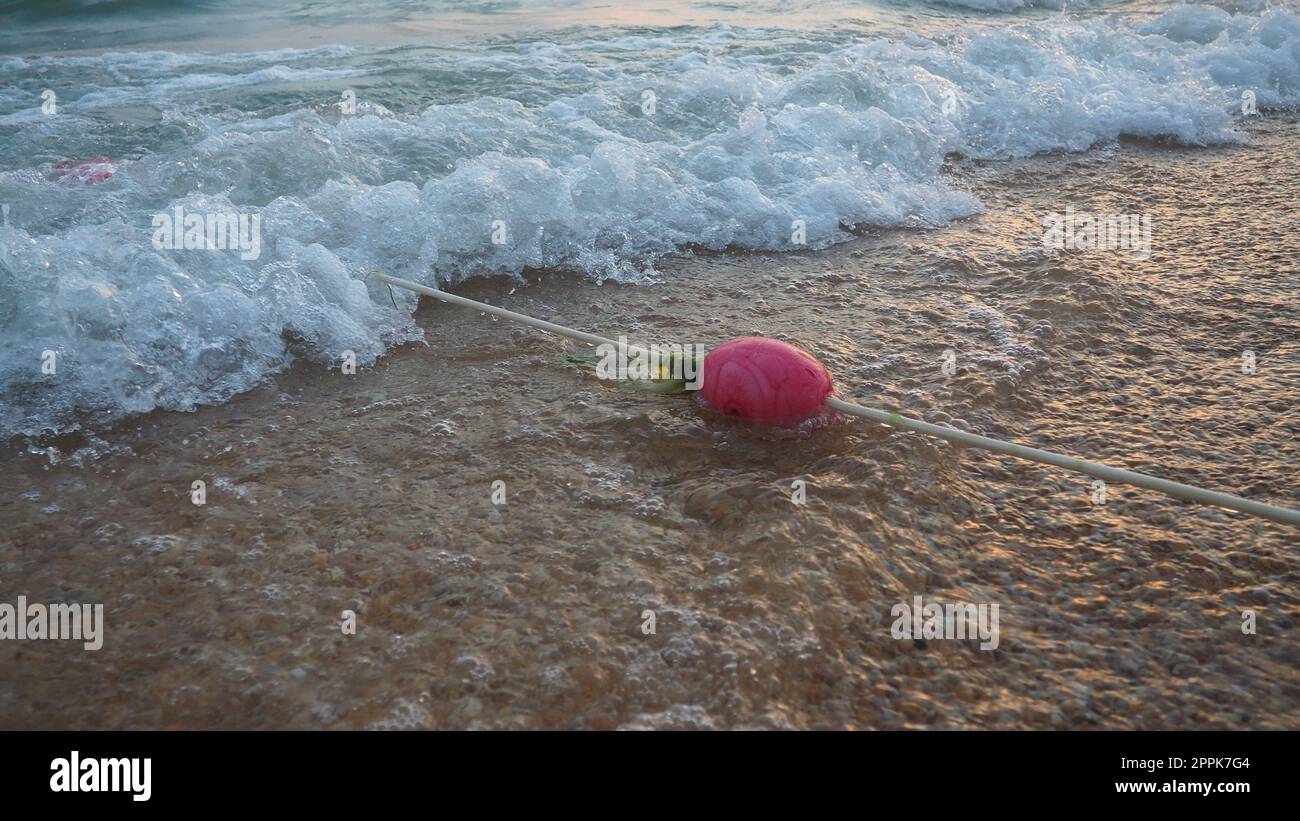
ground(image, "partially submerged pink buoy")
xmin=361 ymin=271 xmax=1300 ymax=527
xmin=699 ymin=336 xmax=833 ymax=425
xmin=49 ymin=157 xmax=116 ymax=186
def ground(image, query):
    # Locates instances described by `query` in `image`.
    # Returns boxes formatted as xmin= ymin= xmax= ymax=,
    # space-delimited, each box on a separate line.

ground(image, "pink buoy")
xmin=699 ymin=336 xmax=833 ymax=425
xmin=49 ymin=157 xmax=116 ymax=187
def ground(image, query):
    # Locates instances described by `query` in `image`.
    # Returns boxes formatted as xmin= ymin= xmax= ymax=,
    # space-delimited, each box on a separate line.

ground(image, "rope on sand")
xmin=371 ymin=271 xmax=632 ymax=352
xmin=369 ymin=271 xmax=1300 ymax=528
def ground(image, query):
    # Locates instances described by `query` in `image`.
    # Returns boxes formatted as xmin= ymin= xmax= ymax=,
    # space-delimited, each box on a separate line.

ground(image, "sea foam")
xmin=1 ymin=6 xmax=1297 ymax=438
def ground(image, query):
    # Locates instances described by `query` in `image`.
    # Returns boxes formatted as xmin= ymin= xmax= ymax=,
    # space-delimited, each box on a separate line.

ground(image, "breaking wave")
xmin=1 ymin=4 xmax=1297 ymax=438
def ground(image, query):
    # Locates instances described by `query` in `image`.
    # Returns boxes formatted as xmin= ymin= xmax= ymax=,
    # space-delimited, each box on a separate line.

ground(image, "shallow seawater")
xmin=1 ymin=113 xmax=1297 ymax=729
xmin=1 ymin=0 xmax=1299 ymax=728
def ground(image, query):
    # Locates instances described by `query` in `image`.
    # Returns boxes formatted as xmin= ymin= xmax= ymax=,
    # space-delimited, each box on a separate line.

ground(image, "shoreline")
xmin=2 ymin=119 xmax=1297 ymax=730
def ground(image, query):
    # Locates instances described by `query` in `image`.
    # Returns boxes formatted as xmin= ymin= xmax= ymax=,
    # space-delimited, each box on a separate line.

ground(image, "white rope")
xmin=825 ymin=397 xmax=1300 ymax=527
xmin=370 ymin=272 xmax=643 ymax=354
xmin=370 ymin=271 xmax=1300 ymax=528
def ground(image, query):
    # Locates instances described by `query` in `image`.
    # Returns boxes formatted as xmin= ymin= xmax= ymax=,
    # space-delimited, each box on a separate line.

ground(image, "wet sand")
xmin=1 ymin=119 xmax=1297 ymax=730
